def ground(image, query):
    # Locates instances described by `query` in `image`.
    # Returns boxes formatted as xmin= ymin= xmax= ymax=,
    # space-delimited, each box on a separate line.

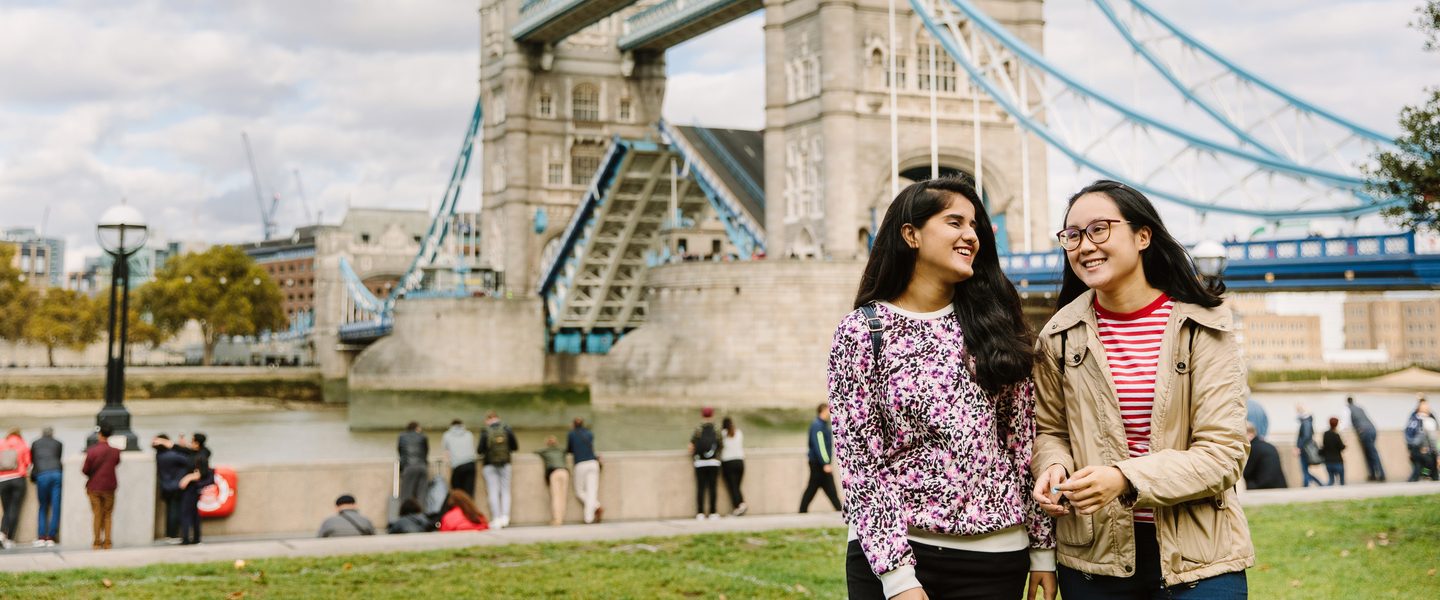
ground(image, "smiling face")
xmin=1063 ymin=192 xmax=1150 ymax=294
xmin=903 ymin=192 xmax=980 ymax=286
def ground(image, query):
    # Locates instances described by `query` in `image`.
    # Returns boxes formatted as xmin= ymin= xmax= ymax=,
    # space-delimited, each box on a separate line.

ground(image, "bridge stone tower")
xmin=763 ymin=0 xmax=1050 ymax=259
xmin=478 ymin=0 xmax=668 ymax=292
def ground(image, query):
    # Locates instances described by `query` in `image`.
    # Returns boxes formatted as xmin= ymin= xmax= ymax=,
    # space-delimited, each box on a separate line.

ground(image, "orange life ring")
xmin=198 ymin=466 xmax=238 ymax=518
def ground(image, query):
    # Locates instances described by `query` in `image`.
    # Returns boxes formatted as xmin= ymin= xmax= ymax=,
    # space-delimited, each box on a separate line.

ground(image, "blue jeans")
xmin=35 ymin=470 xmax=62 ymax=539
xmin=1324 ymin=462 xmax=1345 ymax=486
xmin=1358 ymin=432 xmax=1385 ymax=481
xmin=1058 ymin=522 xmax=1248 ymax=599
xmin=1298 ymin=457 xmax=1324 ymax=487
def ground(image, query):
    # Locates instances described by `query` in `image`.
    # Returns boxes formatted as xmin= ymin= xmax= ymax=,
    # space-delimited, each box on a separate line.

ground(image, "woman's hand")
xmin=1057 ymin=465 xmax=1131 ymax=515
xmin=1027 ymin=570 xmax=1058 ymax=600
xmin=1031 ymin=464 xmax=1069 ymax=517
xmin=891 ymin=587 xmax=930 ymax=600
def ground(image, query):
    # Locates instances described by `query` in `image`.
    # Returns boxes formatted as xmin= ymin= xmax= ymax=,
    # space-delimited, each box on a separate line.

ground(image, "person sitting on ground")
xmin=1243 ymin=422 xmax=1287 ymax=490
xmin=1321 ymin=417 xmax=1347 ymax=486
xmin=318 ymin=494 xmax=375 ymax=537
xmin=438 ymin=489 xmax=489 ymax=532
xmin=387 ymin=499 xmax=434 ymax=534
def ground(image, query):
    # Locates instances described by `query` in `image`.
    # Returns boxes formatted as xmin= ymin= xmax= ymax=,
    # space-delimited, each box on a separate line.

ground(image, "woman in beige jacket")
xmin=1030 ymin=181 xmax=1253 ymax=599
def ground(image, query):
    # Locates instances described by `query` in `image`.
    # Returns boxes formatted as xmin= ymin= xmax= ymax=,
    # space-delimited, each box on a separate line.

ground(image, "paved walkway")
xmin=3 ymin=482 xmax=1437 ymax=574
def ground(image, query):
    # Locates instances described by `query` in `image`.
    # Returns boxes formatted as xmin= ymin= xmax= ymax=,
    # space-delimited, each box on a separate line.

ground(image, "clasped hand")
xmin=1030 ymin=464 xmax=1130 ymax=516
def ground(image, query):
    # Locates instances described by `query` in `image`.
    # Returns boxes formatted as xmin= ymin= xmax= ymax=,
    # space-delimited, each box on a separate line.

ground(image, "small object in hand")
xmin=1050 ymin=486 xmax=1061 ymax=495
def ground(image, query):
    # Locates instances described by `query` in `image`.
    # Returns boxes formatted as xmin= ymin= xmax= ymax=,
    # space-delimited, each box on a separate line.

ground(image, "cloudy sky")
xmin=1 ymin=0 xmax=1436 ymax=273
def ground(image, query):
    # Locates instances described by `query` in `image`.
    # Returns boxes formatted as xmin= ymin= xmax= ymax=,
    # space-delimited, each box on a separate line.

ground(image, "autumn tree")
xmin=0 ymin=244 xmax=37 ymax=343
xmin=139 ymin=245 xmax=286 ymax=365
xmin=23 ymin=289 xmax=100 ymax=367
xmin=1366 ymin=1 xmax=1440 ymax=230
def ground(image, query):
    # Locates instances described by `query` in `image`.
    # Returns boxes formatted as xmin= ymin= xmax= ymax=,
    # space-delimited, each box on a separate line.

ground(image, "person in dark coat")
xmin=397 ymin=422 xmax=429 ymax=505
xmin=1243 ymin=423 xmax=1288 ymax=490
xmin=152 ymin=435 xmax=194 ymax=543
xmin=386 ymin=499 xmax=433 ymax=534
xmin=178 ymin=433 xmax=214 ymax=545
xmin=1321 ymin=417 xmax=1347 ymax=486
xmin=1347 ymin=396 xmax=1385 ymax=482
xmin=1295 ymin=405 xmax=1324 ymax=487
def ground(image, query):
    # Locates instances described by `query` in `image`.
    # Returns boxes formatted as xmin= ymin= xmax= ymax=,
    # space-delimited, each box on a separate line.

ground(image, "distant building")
xmin=1229 ymin=294 xmax=1325 ymax=367
xmin=68 ymin=239 xmax=181 ymax=294
xmin=1344 ymin=294 xmax=1440 ymax=365
xmin=2 ymin=227 xmax=64 ymax=288
xmin=242 ymin=226 xmax=321 ymax=326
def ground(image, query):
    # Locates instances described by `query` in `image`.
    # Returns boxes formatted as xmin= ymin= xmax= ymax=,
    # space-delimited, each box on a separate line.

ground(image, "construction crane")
xmin=242 ymin=131 xmax=279 ymax=240
xmin=292 ymin=169 xmax=315 ymax=226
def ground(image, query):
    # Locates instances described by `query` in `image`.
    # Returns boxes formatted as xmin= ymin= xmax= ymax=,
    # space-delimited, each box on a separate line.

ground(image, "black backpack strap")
xmin=858 ymin=304 xmax=884 ymax=363
xmin=339 ymin=510 xmax=375 ymax=536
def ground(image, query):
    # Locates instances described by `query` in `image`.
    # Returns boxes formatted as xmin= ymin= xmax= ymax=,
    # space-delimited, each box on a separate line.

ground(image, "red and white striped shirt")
xmin=1094 ymin=293 xmax=1173 ymax=524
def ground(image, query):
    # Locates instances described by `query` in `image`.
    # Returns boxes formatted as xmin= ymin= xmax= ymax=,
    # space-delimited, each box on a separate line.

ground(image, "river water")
xmin=2 ymin=390 xmax=1428 ymax=465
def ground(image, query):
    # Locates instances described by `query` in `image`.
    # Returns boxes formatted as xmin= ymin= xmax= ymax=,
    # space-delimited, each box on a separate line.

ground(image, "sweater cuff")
xmin=879 ymin=565 xmax=922 ymax=598
xmin=1028 ymin=548 xmax=1056 ymax=571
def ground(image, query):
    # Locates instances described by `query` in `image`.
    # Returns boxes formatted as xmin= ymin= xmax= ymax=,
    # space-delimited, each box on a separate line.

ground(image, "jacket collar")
xmin=1044 ymin=289 xmax=1232 ymax=336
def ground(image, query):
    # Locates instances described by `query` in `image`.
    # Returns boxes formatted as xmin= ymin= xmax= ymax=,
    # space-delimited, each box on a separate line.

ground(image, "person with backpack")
xmin=1346 ymin=396 xmax=1385 ymax=482
xmin=1031 ymin=181 xmax=1252 ymax=598
xmin=1295 ymin=405 xmax=1324 ymax=488
xmin=1405 ymin=395 xmax=1439 ymax=482
xmin=30 ymin=427 xmax=63 ymax=547
xmin=689 ymin=407 xmax=723 ymax=520
xmin=0 ymin=428 xmax=30 ymax=549
xmin=799 ymin=403 xmax=841 ymax=514
xmin=830 ymin=177 xmax=1057 ymax=600
xmin=720 ymin=416 xmax=748 ymax=517
xmin=477 ymin=411 xmax=517 ymax=528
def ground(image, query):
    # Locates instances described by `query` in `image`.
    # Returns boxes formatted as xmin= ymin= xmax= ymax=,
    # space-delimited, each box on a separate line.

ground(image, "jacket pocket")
xmin=1171 ymin=498 xmax=1231 ymax=565
xmin=1056 ymin=511 xmax=1094 ymax=547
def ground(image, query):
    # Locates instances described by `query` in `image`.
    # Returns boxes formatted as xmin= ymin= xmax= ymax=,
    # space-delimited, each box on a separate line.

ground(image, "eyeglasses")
xmin=1056 ymin=219 xmax=1131 ymax=251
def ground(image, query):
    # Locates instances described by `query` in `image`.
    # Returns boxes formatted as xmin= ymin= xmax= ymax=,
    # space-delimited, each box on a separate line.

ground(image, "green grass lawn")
xmin=3 ymin=495 xmax=1437 ymax=599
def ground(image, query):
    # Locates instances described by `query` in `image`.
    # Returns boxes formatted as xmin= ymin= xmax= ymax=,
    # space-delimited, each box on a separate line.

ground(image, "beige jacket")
xmin=1032 ymin=290 xmax=1254 ymax=585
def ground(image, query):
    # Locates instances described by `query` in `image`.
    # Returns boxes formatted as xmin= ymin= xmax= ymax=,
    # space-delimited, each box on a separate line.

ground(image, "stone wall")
xmin=593 ymin=260 xmax=863 ymax=409
xmin=348 ymin=296 xmax=547 ymax=393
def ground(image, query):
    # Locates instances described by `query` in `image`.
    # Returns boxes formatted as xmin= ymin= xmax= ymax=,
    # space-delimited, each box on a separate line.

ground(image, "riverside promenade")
xmin=4 ymin=482 xmax=1437 ymax=574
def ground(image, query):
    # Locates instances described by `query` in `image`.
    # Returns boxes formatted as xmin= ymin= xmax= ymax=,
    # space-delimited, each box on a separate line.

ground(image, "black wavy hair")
xmin=1055 ymin=180 xmax=1225 ymax=311
xmin=854 ymin=176 xmax=1034 ymax=393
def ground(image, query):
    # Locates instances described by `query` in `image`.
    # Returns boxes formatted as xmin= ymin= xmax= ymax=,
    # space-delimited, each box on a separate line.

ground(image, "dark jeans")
xmin=1358 ymin=432 xmax=1385 ymax=481
xmin=799 ymin=462 xmax=840 ymax=513
xmin=694 ymin=465 xmax=720 ymax=515
xmin=1324 ymin=462 xmax=1345 ymax=486
xmin=161 ymin=489 xmax=183 ymax=538
xmin=35 ymin=470 xmax=62 ymax=540
xmin=721 ymin=459 xmax=745 ymax=508
xmin=1298 ymin=457 xmax=1324 ymax=487
xmin=0 ymin=477 xmax=25 ymax=539
xmin=1058 ymin=522 xmax=1248 ymax=599
xmin=400 ymin=463 xmax=428 ymax=504
xmin=179 ymin=486 xmax=203 ymax=544
xmin=451 ymin=462 xmax=476 ymax=498
xmin=846 ymin=539 xmax=1029 ymax=599
xmin=1409 ymin=447 xmax=1439 ymax=482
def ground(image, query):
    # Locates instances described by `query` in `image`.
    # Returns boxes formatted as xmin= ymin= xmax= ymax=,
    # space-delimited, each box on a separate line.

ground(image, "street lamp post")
xmin=1191 ymin=240 xmax=1229 ymax=285
xmin=96 ymin=204 xmax=148 ymax=451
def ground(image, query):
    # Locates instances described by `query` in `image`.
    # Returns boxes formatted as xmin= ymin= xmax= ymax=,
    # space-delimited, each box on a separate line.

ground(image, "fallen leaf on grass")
xmin=1290 ymin=580 xmax=1302 ymax=588
xmin=226 ymin=592 xmax=245 ymax=600
xmin=1366 ymin=541 xmax=1375 ymax=550
xmin=234 ymin=559 xmax=246 ymax=569
xmin=1305 ymin=529 xmax=1315 ymax=538
xmin=795 ymin=584 xmax=809 ymax=594
xmin=102 ymin=579 xmax=113 ymax=588
xmin=1258 ymin=564 xmax=1272 ymax=571
xmin=719 ymin=595 xmax=727 ymax=600
xmin=1377 ymin=532 xmax=1388 ymax=540
xmin=342 ymin=562 xmax=353 ymax=571
xmin=1378 ymin=539 xmax=1390 ymax=546
xmin=1428 ymin=569 xmax=1437 ymax=577
xmin=1340 ymin=550 xmax=1350 ymax=558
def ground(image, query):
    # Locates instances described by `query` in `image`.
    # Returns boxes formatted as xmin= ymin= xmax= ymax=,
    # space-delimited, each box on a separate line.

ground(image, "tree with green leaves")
xmin=139 ymin=245 xmax=286 ymax=365
xmin=24 ymin=288 xmax=100 ymax=367
xmin=1366 ymin=1 xmax=1440 ymax=231
xmin=0 ymin=244 xmax=38 ymax=343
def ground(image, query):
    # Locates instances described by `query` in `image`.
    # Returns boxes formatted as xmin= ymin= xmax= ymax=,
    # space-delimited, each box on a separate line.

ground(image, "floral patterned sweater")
xmin=829 ymin=302 xmax=1056 ymax=583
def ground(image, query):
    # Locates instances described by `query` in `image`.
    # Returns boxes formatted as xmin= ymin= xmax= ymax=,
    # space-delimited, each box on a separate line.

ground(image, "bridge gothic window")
xmin=618 ymin=98 xmax=632 ymax=122
xmin=572 ymin=84 xmax=600 ymax=122
xmin=571 ymin=141 xmax=605 ymax=186
xmin=538 ymin=93 xmax=553 ymax=118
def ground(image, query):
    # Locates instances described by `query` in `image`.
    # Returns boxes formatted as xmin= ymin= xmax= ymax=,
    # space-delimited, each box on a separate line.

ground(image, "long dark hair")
xmin=446 ymin=489 xmax=485 ymax=524
xmin=722 ymin=416 xmax=737 ymax=438
xmin=854 ymin=176 xmax=1034 ymax=393
xmin=1056 ymin=180 xmax=1225 ymax=310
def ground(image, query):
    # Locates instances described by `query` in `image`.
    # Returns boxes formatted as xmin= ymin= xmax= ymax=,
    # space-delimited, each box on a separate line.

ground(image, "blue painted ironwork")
xmin=513 ymin=0 xmax=641 ymax=43
xmin=618 ymin=0 xmax=761 ymax=52
xmin=693 ymin=124 xmax=764 ymax=207
xmin=658 ymin=120 xmax=765 ymax=259
xmin=537 ymin=136 xmax=630 ymax=301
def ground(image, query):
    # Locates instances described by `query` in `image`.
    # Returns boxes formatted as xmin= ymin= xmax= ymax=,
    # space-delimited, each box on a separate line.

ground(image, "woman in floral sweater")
xmin=830 ymin=177 xmax=1057 ymax=600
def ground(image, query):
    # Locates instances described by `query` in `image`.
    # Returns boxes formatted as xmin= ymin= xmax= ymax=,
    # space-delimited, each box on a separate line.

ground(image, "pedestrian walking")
xmin=1321 ymin=417 xmax=1346 ymax=486
xmin=82 ymin=426 xmax=122 ymax=549
xmin=0 ymin=428 xmax=30 ymax=549
xmin=1296 ymin=405 xmax=1325 ymax=487
xmin=1031 ymin=181 xmax=1252 ymax=598
xmin=152 ymin=434 xmax=193 ymax=543
xmin=1243 ymin=423 xmax=1287 ymax=490
xmin=397 ymin=421 xmax=428 ymax=504
xmin=30 ymin=427 xmax=63 ymax=547
xmin=1346 ymin=396 xmax=1385 ymax=482
xmin=537 ymin=435 xmax=569 ymax=526
xmin=719 ymin=416 xmax=748 ymax=517
xmin=689 ymin=407 xmax=723 ymax=520
xmin=566 ymin=417 xmax=603 ymax=524
xmin=1405 ymin=395 xmax=1439 ymax=482
xmin=832 ymin=177 xmax=1056 ymax=600
xmin=443 ymin=419 xmax=477 ymax=497
xmin=478 ymin=411 xmax=517 ymax=528
xmin=178 ymin=433 xmax=213 ymax=545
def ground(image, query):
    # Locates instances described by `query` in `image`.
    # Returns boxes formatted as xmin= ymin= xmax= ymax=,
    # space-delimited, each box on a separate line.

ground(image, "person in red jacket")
xmin=438 ymin=489 xmax=489 ymax=532
xmin=0 ymin=428 xmax=31 ymax=549
xmin=82 ymin=426 xmax=123 ymax=549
